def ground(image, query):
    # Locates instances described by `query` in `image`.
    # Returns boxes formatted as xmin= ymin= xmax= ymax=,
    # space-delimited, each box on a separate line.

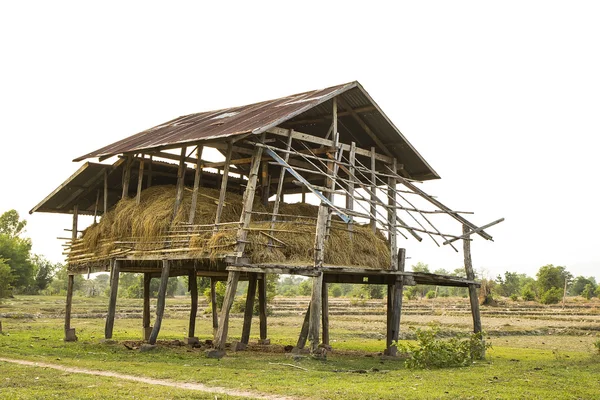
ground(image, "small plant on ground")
xmin=539 ymin=287 xmax=562 ymax=304
xmin=593 ymin=338 xmax=600 ymax=355
xmin=425 ymin=290 xmax=436 ymax=299
xmin=510 ymin=293 xmax=519 ymax=301
xmin=398 ymin=323 xmax=490 ymax=369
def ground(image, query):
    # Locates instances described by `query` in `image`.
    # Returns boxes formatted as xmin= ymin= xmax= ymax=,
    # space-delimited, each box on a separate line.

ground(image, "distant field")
xmin=1 ymin=295 xmax=599 ymax=399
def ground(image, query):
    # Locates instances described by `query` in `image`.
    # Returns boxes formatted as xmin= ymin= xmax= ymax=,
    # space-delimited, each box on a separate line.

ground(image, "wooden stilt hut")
xmin=31 ymin=81 xmax=503 ymax=354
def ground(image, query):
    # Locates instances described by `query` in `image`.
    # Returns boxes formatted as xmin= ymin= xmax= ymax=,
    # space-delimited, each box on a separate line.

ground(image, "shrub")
xmin=521 ymin=287 xmax=535 ymax=301
xmin=330 ymin=284 xmax=342 ymax=298
xmin=539 ymin=288 xmax=563 ymax=304
xmin=398 ymin=324 xmax=490 ymax=369
xmin=510 ymin=293 xmax=519 ymax=301
xmin=405 ymin=286 xmax=418 ymax=300
xmin=581 ymin=284 xmax=595 ymax=300
xmin=425 ymin=290 xmax=436 ymax=299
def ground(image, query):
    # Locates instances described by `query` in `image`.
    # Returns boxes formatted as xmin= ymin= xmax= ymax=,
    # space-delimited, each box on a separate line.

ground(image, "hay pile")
xmin=79 ymin=185 xmax=390 ymax=269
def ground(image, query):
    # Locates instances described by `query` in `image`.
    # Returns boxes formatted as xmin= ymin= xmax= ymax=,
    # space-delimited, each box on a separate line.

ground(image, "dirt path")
xmin=0 ymin=357 xmax=299 ymax=400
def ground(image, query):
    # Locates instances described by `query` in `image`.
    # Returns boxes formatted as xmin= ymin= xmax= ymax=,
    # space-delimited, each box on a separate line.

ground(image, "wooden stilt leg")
xmin=463 ymin=225 xmax=484 ymax=358
xmin=321 ymin=282 xmax=329 ymax=345
xmin=388 ymin=248 xmax=406 ymax=356
xmin=214 ymin=271 xmax=240 ymax=350
xmin=105 ymin=260 xmax=120 ymax=339
xmin=308 ymin=273 xmax=323 ymax=353
xmin=142 ymin=273 xmax=151 ymax=341
xmin=385 ymin=283 xmax=393 ymax=351
xmin=241 ymin=273 xmax=257 ymax=345
xmin=185 ymin=272 xmax=198 ymax=345
xmin=148 ymin=260 xmax=170 ymax=345
xmin=258 ymin=274 xmax=269 ymax=344
xmin=64 ymin=274 xmax=77 ymax=341
xmin=210 ymin=278 xmax=218 ymax=338
xmin=295 ymin=302 xmax=311 ymax=350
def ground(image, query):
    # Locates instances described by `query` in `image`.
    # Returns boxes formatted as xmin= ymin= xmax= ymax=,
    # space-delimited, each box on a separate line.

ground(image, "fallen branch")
xmin=268 ymin=362 xmax=308 ymax=371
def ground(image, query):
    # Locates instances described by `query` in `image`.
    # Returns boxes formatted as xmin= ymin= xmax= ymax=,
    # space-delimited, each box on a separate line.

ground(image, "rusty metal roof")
xmin=74 ymin=81 xmax=440 ymax=181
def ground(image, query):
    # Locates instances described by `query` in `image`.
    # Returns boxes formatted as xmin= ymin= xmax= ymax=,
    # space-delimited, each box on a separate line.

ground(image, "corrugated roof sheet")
xmin=73 ymin=81 xmax=440 ymax=181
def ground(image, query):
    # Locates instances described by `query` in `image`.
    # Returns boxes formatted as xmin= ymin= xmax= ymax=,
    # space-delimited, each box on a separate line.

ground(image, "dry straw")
xmin=78 ymin=185 xmax=390 ymax=269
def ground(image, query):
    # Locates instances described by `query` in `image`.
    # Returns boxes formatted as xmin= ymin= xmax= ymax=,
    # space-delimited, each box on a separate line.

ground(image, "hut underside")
xmin=32 ymin=82 xmax=503 ymax=355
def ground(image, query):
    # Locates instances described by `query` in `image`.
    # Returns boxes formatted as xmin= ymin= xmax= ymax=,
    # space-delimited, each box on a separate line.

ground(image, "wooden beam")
xmin=142 ymin=273 xmax=151 ymax=340
xmin=103 ymin=170 xmax=108 ymax=215
xmin=346 ymin=142 xmax=356 ymax=238
xmin=308 ymin=204 xmax=328 ymax=353
xmin=147 ymin=155 xmax=153 ymax=188
xmin=261 ymin=160 xmax=270 ymax=207
xmin=389 ymin=248 xmax=405 ymax=356
xmin=64 ymin=274 xmax=75 ymax=341
xmin=283 ymin=105 xmax=377 ymax=126
xmin=337 ymin=97 xmax=394 ymax=158
xmin=105 ymin=260 xmax=120 ymax=339
xmin=388 ymin=158 xmax=398 ymax=270
xmin=173 ymin=147 xmax=187 ymax=218
xmin=321 ymin=282 xmax=329 ymax=345
xmin=214 ymin=142 xmax=233 ymax=228
xmin=241 ymin=273 xmax=257 ymax=345
xmin=370 ymin=147 xmax=377 ymax=233
xmin=267 ymin=127 xmax=393 ymax=163
xmin=148 ymin=260 xmax=170 ymax=345
xmin=122 ymin=155 xmax=132 ymax=199
xmin=443 ymin=218 xmax=505 ymax=245
xmin=188 ymin=145 xmax=203 ymax=224
xmin=136 ymin=158 xmax=144 ymax=205
xmin=270 ymin=129 xmax=294 ymax=230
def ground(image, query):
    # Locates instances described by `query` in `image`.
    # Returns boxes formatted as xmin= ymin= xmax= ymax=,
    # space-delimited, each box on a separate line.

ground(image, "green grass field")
xmin=1 ymin=295 xmax=599 ymax=399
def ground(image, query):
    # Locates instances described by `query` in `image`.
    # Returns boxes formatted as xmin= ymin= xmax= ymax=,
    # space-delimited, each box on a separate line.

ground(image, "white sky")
xmin=1 ymin=1 xmax=598 ymax=280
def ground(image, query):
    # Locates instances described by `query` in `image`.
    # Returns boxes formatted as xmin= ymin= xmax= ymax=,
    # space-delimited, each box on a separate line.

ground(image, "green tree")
xmin=31 ymin=255 xmax=59 ymax=292
xmin=581 ymin=284 xmax=596 ymax=300
xmin=0 ymin=233 xmax=34 ymax=290
xmin=0 ymin=259 xmax=14 ymax=298
xmin=536 ymin=264 xmax=572 ymax=293
xmin=571 ymin=276 xmax=597 ymax=296
xmin=0 ymin=209 xmax=27 ymax=238
xmin=298 ymin=279 xmax=312 ymax=296
xmin=48 ymin=264 xmax=84 ymax=295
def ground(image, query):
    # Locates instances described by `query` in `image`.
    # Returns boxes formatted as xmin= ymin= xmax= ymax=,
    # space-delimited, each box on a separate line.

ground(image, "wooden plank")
xmin=136 ymin=159 xmax=144 ymax=205
xmin=258 ymin=274 xmax=268 ymax=341
xmin=463 ymin=225 xmax=482 ymax=334
xmin=296 ymin=302 xmax=311 ymax=349
xmin=266 ymin=127 xmax=393 ymax=163
xmin=188 ymin=145 xmax=203 ymax=224
xmin=228 ymin=265 xmax=319 ymax=277
xmin=241 ymin=273 xmax=257 ymax=345
xmin=173 ymin=147 xmax=187 ymax=218
xmin=104 ymin=260 xmax=120 ymax=339
xmin=214 ymin=271 xmax=240 ymax=350
xmin=148 ymin=260 xmax=170 ymax=345
xmin=214 ymin=142 xmax=233 ymax=228
xmin=210 ymin=278 xmax=218 ymax=338
xmin=188 ymin=271 xmax=198 ymax=338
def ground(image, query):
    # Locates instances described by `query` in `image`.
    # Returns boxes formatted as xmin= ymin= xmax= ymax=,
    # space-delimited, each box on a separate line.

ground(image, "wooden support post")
xmin=270 ymin=130 xmax=294 ymax=229
xmin=301 ymin=186 xmax=306 ymax=203
xmin=261 ymin=160 xmax=270 ymax=207
xmin=321 ymin=282 xmax=329 ymax=345
xmin=308 ymin=204 xmax=328 ymax=354
xmin=210 ymin=278 xmax=219 ymax=338
xmin=346 ymin=142 xmax=356 ymax=239
xmin=142 ymin=273 xmax=151 ymax=341
xmin=103 ymin=169 xmax=108 ymax=215
xmin=136 ymin=158 xmax=144 ymax=205
xmin=388 ymin=248 xmax=405 ymax=356
xmin=295 ymin=302 xmax=311 ymax=350
xmin=64 ymin=274 xmax=76 ymax=341
xmin=386 ymin=283 xmax=393 ymax=350
xmin=105 ymin=260 xmax=120 ymax=339
xmin=214 ymin=142 xmax=233 ymax=228
xmin=188 ymin=145 xmax=203 ymax=224
xmin=388 ymin=158 xmax=398 ymax=270
xmin=258 ymin=274 xmax=268 ymax=343
xmin=463 ymin=225 xmax=483 ymax=335
xmin=122 ymin=155 xmax=132 ymax=199
xmin=93 ymin=189 xmax=100 ymax=224
xmin=241 ymin=273 xmax=257 ymax=345
xmin=370 ymin=147 xmax=377 ymax=233
xmin=234 ymin=134 xmax=265 ymax=255
xmin=148 ymin=260 xmax=170 ymax=345
xmin=187 ymin=272 xmax=198 ymax=342
xmin=173 ymin=147 xmax=187 ymax=218
xmin=214 ymin=271 xmax=240 ymax=350
xmin=147 ymin=155 xmax=153 ymax=189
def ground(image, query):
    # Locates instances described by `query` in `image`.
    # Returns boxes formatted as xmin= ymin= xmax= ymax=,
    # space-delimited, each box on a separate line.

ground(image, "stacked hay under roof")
xmin=77 ymin=185 xmax=390 ymax=269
